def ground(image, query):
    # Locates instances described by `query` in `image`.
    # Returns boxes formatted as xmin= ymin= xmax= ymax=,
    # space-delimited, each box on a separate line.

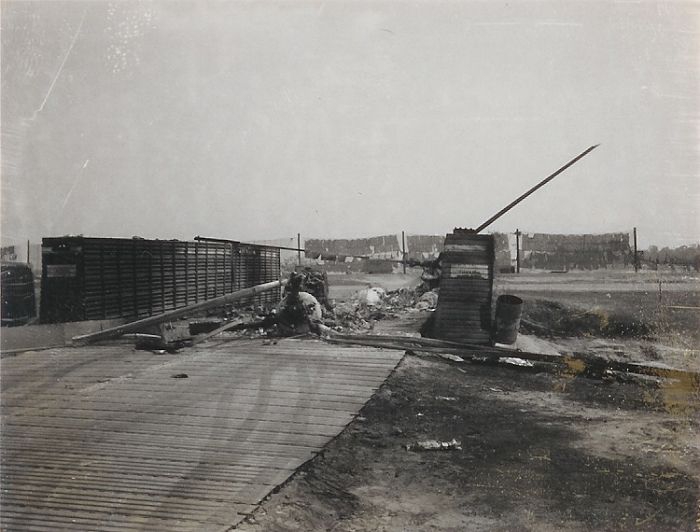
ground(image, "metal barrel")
xmin=1 ymin=263 xmax=36 ymax=326
xmin=492 ymin=295 xmax=523 ymax=345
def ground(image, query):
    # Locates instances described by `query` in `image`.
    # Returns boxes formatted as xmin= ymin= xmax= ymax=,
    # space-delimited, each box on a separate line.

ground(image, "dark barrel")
xmin=1 ymin=262 xmax=36 ymax=326
xmin=493 ymin=294 xmax=523 ymax=345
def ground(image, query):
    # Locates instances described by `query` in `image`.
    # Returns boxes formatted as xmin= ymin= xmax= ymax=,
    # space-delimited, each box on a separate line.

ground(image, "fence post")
xmin=633 ymin=227 xmax=639 ymax=272
xmin=297 ymin=233 xmax=301 ymax=265
xmin=401 ymin=231 xmax=406 ymax=274
xmin=515 ymin=229 xmax=521 ymax=273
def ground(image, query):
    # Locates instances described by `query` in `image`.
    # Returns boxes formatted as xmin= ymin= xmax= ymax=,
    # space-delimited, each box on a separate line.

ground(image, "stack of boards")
xmin=432 ymin=230 xmax=495 ymax=345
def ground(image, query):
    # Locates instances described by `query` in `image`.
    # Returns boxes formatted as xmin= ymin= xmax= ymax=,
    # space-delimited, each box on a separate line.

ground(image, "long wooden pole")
xmin=324 ymin=334 xmax=700 ymax=383
xmin=474 ymin=144 xmax=600 ymax=234
xmin=72 ymin=280 xmax=283 ymax=346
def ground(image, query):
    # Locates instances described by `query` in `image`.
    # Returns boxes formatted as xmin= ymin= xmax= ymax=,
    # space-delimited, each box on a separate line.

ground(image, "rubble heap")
xmin=322 ymin=286 xmax=438 ymax=333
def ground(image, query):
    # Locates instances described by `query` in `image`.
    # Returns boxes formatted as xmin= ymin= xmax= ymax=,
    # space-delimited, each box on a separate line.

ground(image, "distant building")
xmin=520 ymin=232 xmax=631 ymax=270
xmin=492 ymin=233 xmax=513 ymax=272
xmin=305 ymin=233 xmax=514 ymax=267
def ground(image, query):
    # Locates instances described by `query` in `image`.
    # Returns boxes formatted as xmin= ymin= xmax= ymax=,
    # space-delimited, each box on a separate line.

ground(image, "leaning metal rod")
xmin=474 ymin=144 xmax=600 ymax=234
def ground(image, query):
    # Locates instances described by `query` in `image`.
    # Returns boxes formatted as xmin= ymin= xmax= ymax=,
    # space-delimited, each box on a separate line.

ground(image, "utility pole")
xmin=297 ymin=233 xmax=302 ymax=266
xmin=401 ymin=231 xmax=407 ymax=274
xmin=633 ymin=227 xmax=638 ymax=273
xmin=515 ymin=229 xmax=521 ymax=274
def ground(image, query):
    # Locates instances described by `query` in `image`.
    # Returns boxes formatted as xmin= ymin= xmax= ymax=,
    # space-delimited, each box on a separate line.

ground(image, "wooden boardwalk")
xmin=1 ymin=338 xmax=403 ymax=531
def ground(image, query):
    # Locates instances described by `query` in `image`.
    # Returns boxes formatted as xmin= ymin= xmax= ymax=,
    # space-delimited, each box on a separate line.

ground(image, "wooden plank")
xmin=1 ymin=340 xmax=402 ymax=531
xmin=6 ymin=405 xmax=355 ymax=425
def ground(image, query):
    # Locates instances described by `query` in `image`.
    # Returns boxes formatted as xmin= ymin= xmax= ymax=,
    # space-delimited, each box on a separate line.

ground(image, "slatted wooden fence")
xmin=40 ymin=237 xmax=280 ymax=323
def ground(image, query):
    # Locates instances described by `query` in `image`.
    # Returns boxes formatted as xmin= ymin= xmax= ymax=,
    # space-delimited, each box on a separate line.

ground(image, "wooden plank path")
xmin=0 ymin=338 xmax=403 ymax=531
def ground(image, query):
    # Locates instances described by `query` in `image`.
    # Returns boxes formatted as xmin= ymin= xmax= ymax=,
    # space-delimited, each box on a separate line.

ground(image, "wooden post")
xmin=26 ymin=240 xmax=30 ymax=265
xmin=515 ymin=229 xmax=521 ymax=274
xmin=633 ymin=227 xmax=638 ymax=272
xmin=401 ymin=231 xmax=407 ymax=274
xmin=297 ymin=233 xmax=302 ymax=265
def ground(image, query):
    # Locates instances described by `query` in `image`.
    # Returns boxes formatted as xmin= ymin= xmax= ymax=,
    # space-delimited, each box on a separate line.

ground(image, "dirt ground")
xmin=237 ymin=269 xmax=700 ymax=532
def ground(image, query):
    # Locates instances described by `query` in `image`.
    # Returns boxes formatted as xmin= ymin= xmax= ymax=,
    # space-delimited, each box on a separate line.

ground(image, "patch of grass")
xmin=521 ymin=299 xmax=651 ymax=338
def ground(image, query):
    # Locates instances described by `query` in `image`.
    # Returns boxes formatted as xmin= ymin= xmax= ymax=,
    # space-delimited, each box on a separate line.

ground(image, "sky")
xmin=1 ymin=0 xmax=698 ymax=251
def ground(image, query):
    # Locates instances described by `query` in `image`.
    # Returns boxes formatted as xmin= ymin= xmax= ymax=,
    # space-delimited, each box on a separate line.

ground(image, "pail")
xmin=493 ymin=295 xmax=523 ymax=345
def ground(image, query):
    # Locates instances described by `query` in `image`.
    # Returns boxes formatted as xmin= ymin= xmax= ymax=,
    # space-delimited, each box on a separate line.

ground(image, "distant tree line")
xmin=643 ymin=244 xmax=700 ymax=271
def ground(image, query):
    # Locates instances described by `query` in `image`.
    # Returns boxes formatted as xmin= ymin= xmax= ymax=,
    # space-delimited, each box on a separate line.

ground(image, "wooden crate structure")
xmin=40 ymin=237 xmax=280 ymax=323
xmin=432 ymin=230 xmax=495 ymax=345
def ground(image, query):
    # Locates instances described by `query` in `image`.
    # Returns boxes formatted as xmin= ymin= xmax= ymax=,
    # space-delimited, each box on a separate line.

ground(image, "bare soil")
xmin=237 ymin=270 xmax=700 ymax=532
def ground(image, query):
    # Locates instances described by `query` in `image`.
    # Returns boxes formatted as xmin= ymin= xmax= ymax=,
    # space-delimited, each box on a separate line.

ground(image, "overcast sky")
xmin=2 ymin=0 xmax=698 ymax=249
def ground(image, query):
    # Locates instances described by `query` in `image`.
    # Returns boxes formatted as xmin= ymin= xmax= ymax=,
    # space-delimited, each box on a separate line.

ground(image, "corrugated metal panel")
xmin=40 ymin=237 xmax=280 ymax=323
xmin=0 ymin=340 xmax=403 ymax=531
xmin=433 ymin=230 xmax=494 ymax=344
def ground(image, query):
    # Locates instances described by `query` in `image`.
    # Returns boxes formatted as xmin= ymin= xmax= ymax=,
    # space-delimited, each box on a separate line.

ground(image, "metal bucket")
xmin=492 ymin=295 xmax=523 ymax=345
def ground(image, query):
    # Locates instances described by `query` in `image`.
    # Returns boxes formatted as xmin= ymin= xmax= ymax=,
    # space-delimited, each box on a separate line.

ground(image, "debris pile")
xmin=414 ymin=290 xmax=438 ymax=310
xmin=325 ymin=301 xmax=381 ymax=332
xmin=288 ymin=267 xmax=331 ymax=310
xmin=355 ymin=287 xmax=387 ymax=306
xmin=322 ymin=286 xmax=436 ymax=333
xmin=405 ymin=439 xmax=462 ymax=452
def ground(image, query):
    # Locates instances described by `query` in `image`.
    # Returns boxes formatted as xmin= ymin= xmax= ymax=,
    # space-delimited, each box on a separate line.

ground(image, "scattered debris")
xmin=415 ymin=290 xmax=438 ymax=310
xmin=188 ymin=319 xmax=224 ymax=335
xmin=325 ymin=334 xmax=700 ymax=384
xmin=499 ymin=357 xmax=535 ymax=367
xmin=288 ymin=267 xmax=331 ymax=309
xmin=436 ymin=353 xmax=465 ymax=363
xmin=356 ymin=287 xmax=386 ymax=306
xmin=321 ymin=286 xmax=428 ymax=333
xmin=419 ymin=259 xmax=442 ymax=292
xmin=405 ymin=439 xmax=462 ymax=452
xmin=159 ymin=321 xmax=192 ymax=349
xmin=384 ymin=288 xmax=418 ymax=309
